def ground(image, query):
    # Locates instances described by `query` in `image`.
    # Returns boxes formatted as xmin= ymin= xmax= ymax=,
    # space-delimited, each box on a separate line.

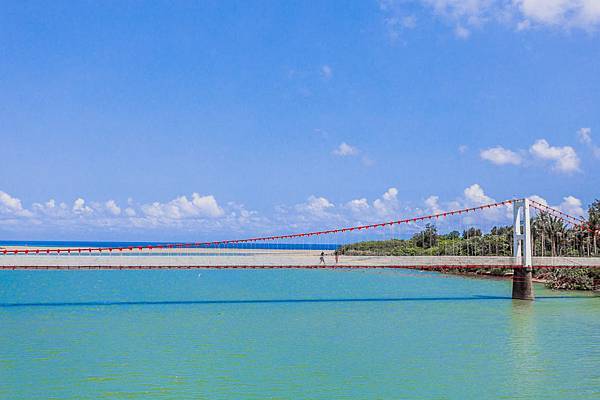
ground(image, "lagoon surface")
xmin=1 ymin=269 xmax=598 ymax=399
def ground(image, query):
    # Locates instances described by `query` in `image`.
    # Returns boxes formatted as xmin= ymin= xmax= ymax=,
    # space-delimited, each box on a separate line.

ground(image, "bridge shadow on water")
xmin=1 ymin=295 xmax=596 ymax=308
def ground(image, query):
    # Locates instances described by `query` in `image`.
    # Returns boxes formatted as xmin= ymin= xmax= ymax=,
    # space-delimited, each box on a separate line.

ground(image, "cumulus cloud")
xmin=480 ymin=138 xmax=584 ymax=173
xmin=0 ymin=189 xmax=233 ymax=234
xmin=528 ymin=194 xmax=548 ymax=206
xmin=559 ymin=195 xmax=585 ymax=217
xmin=72 ymin=198 xmax=93 ymax=214
xmin=190 ymin=193 xmax=224 ymax=217
xmin=141 ymin=193 xmax=224 ymax=220
xmin=383 ymin=187 xmax=398 ymax=201
xmin=464 ymin=184 xmax=495 ymax=205
xmin=424 ymin=184 xmax=507 ymax=225
xmin=0 ymin=187 xmax=591 ymax=238
xmin=32 ymin=199 xmax=70 ymax=218
xmin=516 ymin=0 xmax=600 ymax=30
xmin=530 ymin=139 xmax=580 ymax=173
xmin=373 ymin=187 xmax=400 ymax=216
xmin=105 ymin=200 xmax=121 ymax=216
xmin=0 ymin=191 xmax=32 ymax=217
xmin=424 ymin=195 xmax=443 ymax=214
xmin=480 ymin=146 xmax=523 ymax=165
xmin=528 ymin=194 xmax=585 ymax=218
xmin=346 ymin=198 xmax=370 ymax=213
xmin=332 ymin=142 xmax=359 ymax=157
xmin=338 ymin=188 xmax=404 ymax=224
xmin=296 ymin=195 xmax=335 ymax=217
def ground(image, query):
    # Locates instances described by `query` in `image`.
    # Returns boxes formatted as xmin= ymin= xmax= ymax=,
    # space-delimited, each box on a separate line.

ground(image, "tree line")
xmin=341 ymin=200 xmax=600 ymax=290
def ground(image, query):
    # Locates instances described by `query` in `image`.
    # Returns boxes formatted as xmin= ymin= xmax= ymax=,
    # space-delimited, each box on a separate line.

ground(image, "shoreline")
xmin=436 ymin=268 xmax=549 ymax=284
xmin=430 ymin=268 xmax=600 ymax=292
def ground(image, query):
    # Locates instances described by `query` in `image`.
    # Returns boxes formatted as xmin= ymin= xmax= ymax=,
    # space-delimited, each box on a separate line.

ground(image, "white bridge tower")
xmin=512 ymin=198 xmax=534 ymax=300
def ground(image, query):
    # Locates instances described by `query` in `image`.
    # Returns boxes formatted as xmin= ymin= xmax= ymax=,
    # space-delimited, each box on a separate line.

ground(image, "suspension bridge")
xmin=2 ymin=198 xmax=599 ymax=300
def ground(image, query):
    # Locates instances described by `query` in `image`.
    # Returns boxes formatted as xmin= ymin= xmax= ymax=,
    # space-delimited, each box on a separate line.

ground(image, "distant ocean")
xmin=0 ymin=240 xmax=340 ymax=250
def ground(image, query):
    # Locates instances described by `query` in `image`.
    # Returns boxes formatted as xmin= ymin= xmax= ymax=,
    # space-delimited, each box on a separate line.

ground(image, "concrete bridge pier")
xmin=512 ymin=266 xmax=534 ymax=301
xmin=512 ymin=199 xmax=534 ymax=300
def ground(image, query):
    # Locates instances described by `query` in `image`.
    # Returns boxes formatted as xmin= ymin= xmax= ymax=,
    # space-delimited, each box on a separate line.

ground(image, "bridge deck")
xmin=1 ymin=249 xmax=599 ymax=269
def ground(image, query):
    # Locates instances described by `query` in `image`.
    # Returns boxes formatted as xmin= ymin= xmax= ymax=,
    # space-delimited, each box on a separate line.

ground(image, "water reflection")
xmin=509 ymin=300 xmax=545 ymax=399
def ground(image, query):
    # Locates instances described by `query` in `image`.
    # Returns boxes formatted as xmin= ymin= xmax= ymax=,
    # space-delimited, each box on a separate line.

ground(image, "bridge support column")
xmin=512 ymin=199 xmax=534 ymax=300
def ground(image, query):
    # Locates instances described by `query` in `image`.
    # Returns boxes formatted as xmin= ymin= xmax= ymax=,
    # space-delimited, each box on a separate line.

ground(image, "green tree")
xmin=587 ymin=199 xmax=600 ymax=256
xmin=462 ymin=227 xmax=482 ymax=239
xmin=444 ymin=231 xmax=460 ymax=240
xmin=412 ymin=224 xmax=438 ymax=249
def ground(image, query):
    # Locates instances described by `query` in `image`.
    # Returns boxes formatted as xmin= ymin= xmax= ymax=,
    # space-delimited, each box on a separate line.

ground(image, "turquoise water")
xmin=1 ymin=269 xmax=598 ymax=399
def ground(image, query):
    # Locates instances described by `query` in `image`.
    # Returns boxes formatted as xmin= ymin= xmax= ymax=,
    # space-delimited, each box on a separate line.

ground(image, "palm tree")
xmin=587 ymin=200 xmax=600 ymax=256
xmin=535 ymin=213 xmax=566 ymax=257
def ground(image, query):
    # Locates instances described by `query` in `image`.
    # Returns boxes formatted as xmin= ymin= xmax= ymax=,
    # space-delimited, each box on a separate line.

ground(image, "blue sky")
xmin=1 ymin=0 xmax=599 ymax=240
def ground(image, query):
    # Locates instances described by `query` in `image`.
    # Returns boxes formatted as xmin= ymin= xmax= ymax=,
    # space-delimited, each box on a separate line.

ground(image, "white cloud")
xmin=32 ymin=199 xmax=70 ymax=218
xmin=530 ymin=139 xmax=580 ymax=173
xmin=426 ymin=184 xmax=506 ymax=224
xmin=528 ymin=194 xmax=548 ymax=206
xmin=321 ymin=65 xmax=333 ymax=80
xmin=463 ymin=184 xmax=512 ymax=223
xmin=529 ymin=194 xmax=586 ymax=218
xmin=332 ymin=142 xmax=359 ymax=156
xmin=425 ymin=195 xmax=443 ymax=214
xmin=516 ymin=0 xmax=574 ymax=25
xmin=516 ymin=0 xmax=600 ymax=29
xmin=578 ymin=127 xmax=600 ymax=158
xmin=0 ymin=191 xmax=32 ymax=217
xmin=191 ymin=193 xmax=224 ymax=217
xmin=578 ymin=127 xmax=592 ymax=144
xmin=382 ymin=187 xmax=398 ymax=201
xmin=464 ymin=184 xmax=495 ymax=205
xmin=296 ymin=195 xmax=335 ymax=217
xmin=346 ymin=198 xmax=370 ymax=213
xmin=480 ymin=146 xmax=523 ymax=165
xmin=0 ymin=190 xmax=239 ymax=235
xmin=458 ymin=144 xmax=468 ymax=154
xmin=72 ymin=198 xmax=93 ymax=214
xmin=379 ymin=0 xmax=600 ymax=40
xmin=0 ymin=186 xmax=591 ymax=238
xmin=559 ymin=195 xmax=585 ymax=217
xmin=141 ymin=193 xmax=224 ymax=220
xmin=373 ymin=187 xmax=400 ymax=216
xmin=105 ymin=200 xmax=121 ymax=216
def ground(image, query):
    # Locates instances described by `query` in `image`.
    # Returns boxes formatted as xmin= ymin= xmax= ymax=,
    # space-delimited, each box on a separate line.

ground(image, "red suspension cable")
xmin=2 ymin=198 xmax=520 ymax=255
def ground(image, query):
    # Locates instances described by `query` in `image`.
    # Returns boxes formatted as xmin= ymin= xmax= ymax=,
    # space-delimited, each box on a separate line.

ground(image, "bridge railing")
xmin=1 ymin=198 xmax=598 ymax=269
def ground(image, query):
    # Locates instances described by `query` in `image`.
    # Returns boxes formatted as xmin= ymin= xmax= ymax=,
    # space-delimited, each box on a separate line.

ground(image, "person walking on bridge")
xmin=319 ymin=251 xmax=325 ymax=265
